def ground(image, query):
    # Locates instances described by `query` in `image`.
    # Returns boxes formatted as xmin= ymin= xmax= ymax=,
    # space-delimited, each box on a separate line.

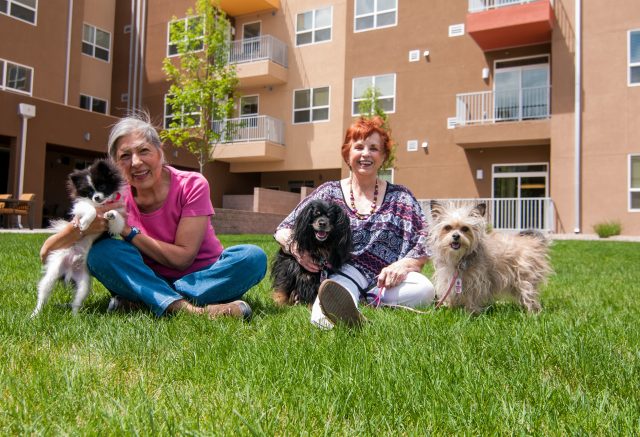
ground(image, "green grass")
xmin=1 ymin=234 xmax=639 ymax=435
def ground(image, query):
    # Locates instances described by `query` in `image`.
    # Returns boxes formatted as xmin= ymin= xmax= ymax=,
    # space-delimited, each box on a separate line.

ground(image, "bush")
xmin=593 ymin=220 xmax=622 ymax=238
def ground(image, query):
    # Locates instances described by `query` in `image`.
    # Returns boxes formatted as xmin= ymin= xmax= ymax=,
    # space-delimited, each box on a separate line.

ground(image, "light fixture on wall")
xmin=476 ymin=169 xmax=484 ymax=180
xmin=482 ymin=67 xmax=490 ymax=80
xmin=83 ymin=132 xmax=91 ymax=142
xmin=421 ymin=141 xmax=429 ymax=149
xmin=423 ymin=50 xmax=430 ymax=61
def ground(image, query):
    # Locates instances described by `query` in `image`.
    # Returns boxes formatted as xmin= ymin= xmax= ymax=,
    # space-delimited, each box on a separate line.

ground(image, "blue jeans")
xmin=87 ymin=238 xmax=267 ymax=316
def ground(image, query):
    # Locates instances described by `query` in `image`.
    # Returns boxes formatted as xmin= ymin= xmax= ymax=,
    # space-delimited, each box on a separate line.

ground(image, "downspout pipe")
xmin=64 ymin=0 xmax=73 ymax=105
xmin=17 ymin=103 xmax=36 ymax=228
xmin=573 ymin=0 xmax=582 ymax=233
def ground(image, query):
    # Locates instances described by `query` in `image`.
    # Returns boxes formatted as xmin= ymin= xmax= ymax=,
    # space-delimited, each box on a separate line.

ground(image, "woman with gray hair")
xmin=40 ymin=113 xmax=267 ymax=319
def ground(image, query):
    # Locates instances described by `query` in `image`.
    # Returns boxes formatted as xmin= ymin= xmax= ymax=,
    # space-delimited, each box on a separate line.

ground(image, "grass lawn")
xmin=1 ymin=233 xmax=639 ymax=435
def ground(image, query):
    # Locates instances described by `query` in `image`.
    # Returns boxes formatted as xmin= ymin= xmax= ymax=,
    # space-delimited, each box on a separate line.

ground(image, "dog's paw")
xmin=104 ymin=210 xmax=125 ymax=235
xmin=104 ymin=210 xmax=116 ymax=220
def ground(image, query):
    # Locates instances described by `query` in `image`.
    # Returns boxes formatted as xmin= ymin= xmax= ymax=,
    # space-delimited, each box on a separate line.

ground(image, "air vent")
xmin=447 ymin=117 xmax=457 ymax=129
xmin=408 ymin=50 xmax=420 ymax=62
xmin=407 ymin=140 xmax=418 ymax=151
xmin=449 ymin=24 xmax=465 ymax=37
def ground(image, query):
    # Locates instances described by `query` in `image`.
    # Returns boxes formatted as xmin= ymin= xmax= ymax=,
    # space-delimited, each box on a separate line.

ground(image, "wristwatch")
xmin=124 ymin=226 xmax=140 ymax=243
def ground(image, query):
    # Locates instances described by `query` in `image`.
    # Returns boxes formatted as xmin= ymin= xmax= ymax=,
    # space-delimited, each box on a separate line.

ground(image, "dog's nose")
xmin=452 ymin=233 xmax=460 ymax=242
xmin=317 ymin=218 xmax=328 ymax=228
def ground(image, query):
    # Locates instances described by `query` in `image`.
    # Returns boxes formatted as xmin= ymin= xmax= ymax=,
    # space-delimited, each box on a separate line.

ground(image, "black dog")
xmin=271 ymin=199 xmax=352 ymax=306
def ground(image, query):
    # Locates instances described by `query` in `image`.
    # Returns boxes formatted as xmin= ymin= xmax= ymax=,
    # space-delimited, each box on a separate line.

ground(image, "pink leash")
xmin=435 ymin=270 xmax=459 ymax=309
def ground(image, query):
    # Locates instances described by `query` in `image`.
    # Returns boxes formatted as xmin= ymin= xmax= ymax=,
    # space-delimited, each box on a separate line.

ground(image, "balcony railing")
xmin=468 ymin=0 xmax=549 ymax=13
xmin=213 ymin=115 xmax=285 ymax=145
xmin=456 ymin=86 xmax=550 ymax=126
xmin=419 ymin=197 xmax=555 ymax=232
xmin=228 ymin=35 xmax=288 ymax=68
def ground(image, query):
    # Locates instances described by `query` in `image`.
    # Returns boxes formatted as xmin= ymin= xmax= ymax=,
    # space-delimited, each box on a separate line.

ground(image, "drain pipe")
xmin=573 ymin=0 xmax=582 ymax=233
xmin=64 ymin=0 xmax=73 ymax=105
xmin=17 ymin=103 xmax=36 ymax=228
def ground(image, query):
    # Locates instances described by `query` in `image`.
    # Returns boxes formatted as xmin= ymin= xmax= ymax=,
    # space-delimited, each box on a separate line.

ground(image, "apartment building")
xmin=1 ymin=0 xmax=639 ymax=235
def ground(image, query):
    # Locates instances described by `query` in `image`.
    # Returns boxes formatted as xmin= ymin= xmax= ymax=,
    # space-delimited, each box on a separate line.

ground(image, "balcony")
xmin=212 ymin=115 xmax=285 ymax=162
xmin=466 ymin=0 xmax=553 ymax=51
xmin=229 ymin=35 xmax=288 ymax=88
xmin=453 ymin=86 xmax=550 ymax=147
xmin=219 ymin=0 xmax=279 ymax=17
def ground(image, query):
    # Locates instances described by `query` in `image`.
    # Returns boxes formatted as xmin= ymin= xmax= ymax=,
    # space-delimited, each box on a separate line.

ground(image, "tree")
xmin=357 ymin=86 xmax=396 ymax=171
xmin=161 ymin=0 xmax=238 ymax=174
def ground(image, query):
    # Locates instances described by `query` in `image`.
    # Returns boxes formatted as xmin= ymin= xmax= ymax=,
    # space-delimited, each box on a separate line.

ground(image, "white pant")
xmin=311 ymin=264 xmax=435 ymax=329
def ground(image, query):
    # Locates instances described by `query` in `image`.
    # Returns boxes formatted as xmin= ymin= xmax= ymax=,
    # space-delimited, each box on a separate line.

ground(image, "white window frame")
xmin=167 ymin=15 xmax=204 ymax=57
xmin=79 ymin=94 xmax=108 ymax=114
xmin=378 ymin=168 xmax=394 ymax=183
xmin=628 ymin=29 xmax=640 ymax=87
xmin=163 ymin=94 xmax=202 ymax=129
xmin=351 ymin=73 xmax=396 ymax=116
xmin=82 ymin=23 xmax=111 ymax=63
xmin=0 ymin=0 xmax=38 ymax=25
xmin=630 ymin=154 xmax=640 ymax=211
xmin=0 ymin=58 xmax=34 ymax=95
xmin=293 ymin=86 xmax=331 ymax=124
xmin=295 ymin=6 xmax=333 ymax=47
xmin=354 ymin=0 xmax=398 ymax=33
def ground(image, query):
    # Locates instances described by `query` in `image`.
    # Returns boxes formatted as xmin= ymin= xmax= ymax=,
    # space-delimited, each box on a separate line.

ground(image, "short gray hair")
xmin=107 ymin=111 xmax=164 ymax=162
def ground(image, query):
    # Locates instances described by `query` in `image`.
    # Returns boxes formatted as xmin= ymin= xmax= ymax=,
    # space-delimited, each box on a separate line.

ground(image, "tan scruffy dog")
xmin=428 ymin=201 xmax=551 ymax=314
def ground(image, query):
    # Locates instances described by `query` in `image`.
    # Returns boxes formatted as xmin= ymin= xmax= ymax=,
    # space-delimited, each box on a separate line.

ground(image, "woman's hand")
xmin=289 ymin=242 xmax=321 ymax=273
xmin=377 ymin=257 xmax=426 ymax=289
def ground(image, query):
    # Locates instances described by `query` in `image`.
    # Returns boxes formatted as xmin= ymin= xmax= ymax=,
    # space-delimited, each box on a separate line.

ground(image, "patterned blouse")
xmin=276 ymin=180 xmax=431 ymax=286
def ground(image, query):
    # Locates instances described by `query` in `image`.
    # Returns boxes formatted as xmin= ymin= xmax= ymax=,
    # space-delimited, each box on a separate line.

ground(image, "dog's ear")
xmin=430 ymin=200 xmax=443 ymax=220
xmin=472 ymin=203 xmax=487 ymax=218
xmin=67 ymin=170 xmax=85 ymax=198
xmin=330 ymin=204 xmax=352 ymax=265
xmin=292 ymin=201 xmax=316 ymax=251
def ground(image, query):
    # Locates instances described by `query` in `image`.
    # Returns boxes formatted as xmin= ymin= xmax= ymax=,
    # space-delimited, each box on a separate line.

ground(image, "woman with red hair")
xmin=275 ymin=116 xmax=434 ymax=329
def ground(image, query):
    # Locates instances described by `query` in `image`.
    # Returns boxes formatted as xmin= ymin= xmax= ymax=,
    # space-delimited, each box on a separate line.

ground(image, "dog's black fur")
xmin=271 ymin=199 xmax=352 ymax=306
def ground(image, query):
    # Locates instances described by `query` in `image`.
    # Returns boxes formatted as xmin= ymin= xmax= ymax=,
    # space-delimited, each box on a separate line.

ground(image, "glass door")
xmin=494 ymin=56 xmax=549 ymax=122
xmin=492 ymin=163 xmax=548 ymax=230
xmin=242 ymin=22 xmax=261 ymax=59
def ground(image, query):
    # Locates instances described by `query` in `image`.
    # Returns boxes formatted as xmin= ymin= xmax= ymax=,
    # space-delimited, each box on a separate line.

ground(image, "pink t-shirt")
xmin=124 ymin=166 xmax=223 ymax=279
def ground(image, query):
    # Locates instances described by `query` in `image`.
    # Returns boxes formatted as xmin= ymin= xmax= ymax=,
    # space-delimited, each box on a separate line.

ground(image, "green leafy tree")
xmin=161 ymin=0 xmax=238 ymax=173
xmin=357 ymin=86 xmax=396 ymax=171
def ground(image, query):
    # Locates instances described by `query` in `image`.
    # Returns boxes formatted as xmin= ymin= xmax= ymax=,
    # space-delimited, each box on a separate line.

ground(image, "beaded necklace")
xmin=349 ymin=178 xmax=379 ymax=220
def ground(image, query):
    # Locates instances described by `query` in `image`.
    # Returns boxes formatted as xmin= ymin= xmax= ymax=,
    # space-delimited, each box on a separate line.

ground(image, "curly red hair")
xmin=341 ymin=116 xmax=393 ymax=166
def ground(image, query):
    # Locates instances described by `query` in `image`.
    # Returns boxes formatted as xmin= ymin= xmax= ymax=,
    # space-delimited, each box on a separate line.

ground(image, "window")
xmin=164 ymin=95 xmax=201 ymax=129
xmin=0 ymin=0 xmax=37 ymax=24
xmin=82 ymin=24 xmax=111 ymax=62
xmin=240 ymin=95 xmax=259 ymax=117
xmin=296 ymin=6 xmax=332 ymax=46
xmin=288 ymin=180 xmax=314 ymax=193
xmin=168 ymin=16 xmax=204 ymax=56
xmin=378 ymin=168 xmax=394 ymax=183
xmin=0 ymin=58 xmax=33 ymax=95
xmin=629 ymin=30 xmax=640 ymax=86
xmin=354 ymin=0 xmax=397 ymax=32
xmin=80 ymin=94 xmax=107 ymax=114
xmin=630 ymin=155 xmax=640 ymax=210
xmin=293 ymin=87 xmax=330 ymax=123
xmin=352 ymin=74 xmax=395 ymax=115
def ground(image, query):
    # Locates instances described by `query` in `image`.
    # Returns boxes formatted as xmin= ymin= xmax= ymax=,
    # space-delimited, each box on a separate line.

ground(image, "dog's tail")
xmin=519 ymin=229 xmax=550 ymax=246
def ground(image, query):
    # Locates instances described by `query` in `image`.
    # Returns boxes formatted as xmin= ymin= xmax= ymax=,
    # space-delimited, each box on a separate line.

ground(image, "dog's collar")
xmin=105 ymin=192 xmax=122 ymax=205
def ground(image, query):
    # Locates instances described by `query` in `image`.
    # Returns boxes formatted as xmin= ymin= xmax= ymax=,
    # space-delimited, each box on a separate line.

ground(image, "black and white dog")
xmin=32 ymin=159 xmax=126 ymax=317
xmin=271 ymin=199 xmax=352 ymax=306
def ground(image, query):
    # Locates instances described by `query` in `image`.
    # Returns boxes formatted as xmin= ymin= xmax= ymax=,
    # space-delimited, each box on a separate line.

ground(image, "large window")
xmin=0 ymin=58 xmax=33 ymax=95
xmin=354 ymin=0 xmax=397 ymax=32
xmin=630 ymin=155 xmax=640 ymax=211
xmin=296 ymin=6 xmax=332 ymax=46
xmin=352 ymin=73 xmax=395 ymax=115
xmin=168 ymin=16 xmax=204 ymax=56
xmin=82 ymin=24 xmax=111 ymax=62
xmin=629 ymin=30 xmax=640 ymax=86
xmin=293 ymin=87 xmax=330 ymax=123
xmin=0 ymin=0 xmax=37 ymax=24
xmin=164 ymin=95 xmax=201 ymax=129
xmin=80 ymin=94 xmax=107 ymax=114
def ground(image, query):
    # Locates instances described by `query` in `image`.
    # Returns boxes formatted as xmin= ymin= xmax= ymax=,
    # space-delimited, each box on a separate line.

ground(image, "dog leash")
xmin=435 ymin=270 xmax=460 ymax=309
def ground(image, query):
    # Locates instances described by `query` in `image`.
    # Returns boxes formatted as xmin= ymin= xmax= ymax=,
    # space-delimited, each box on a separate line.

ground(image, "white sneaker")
xmin=318 ymin=280 xmax=366 ymax=328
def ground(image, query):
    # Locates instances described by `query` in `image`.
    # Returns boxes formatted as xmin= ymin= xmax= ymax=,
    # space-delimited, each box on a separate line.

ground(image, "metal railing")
xmin=468 ymin=0 xmax=548 ymax=13
xmin=228 ymin=35 xmax=288 ymax=68
xmin=213 ymin=115 xmax=285 ymax=145
xmin=419 ymin=197 xmax=555 ymax=232
xmin=456 ymin=86 xmax=550 ymax=125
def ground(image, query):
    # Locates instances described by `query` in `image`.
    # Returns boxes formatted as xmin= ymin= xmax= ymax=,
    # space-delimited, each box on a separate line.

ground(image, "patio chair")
xmin=0 ymin=193 xmax=36 ymax=229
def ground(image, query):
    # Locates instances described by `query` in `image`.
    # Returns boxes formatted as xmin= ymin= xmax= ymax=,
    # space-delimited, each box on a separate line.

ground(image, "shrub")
xmin=593 ymin=220 xmax=622 ymax=238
